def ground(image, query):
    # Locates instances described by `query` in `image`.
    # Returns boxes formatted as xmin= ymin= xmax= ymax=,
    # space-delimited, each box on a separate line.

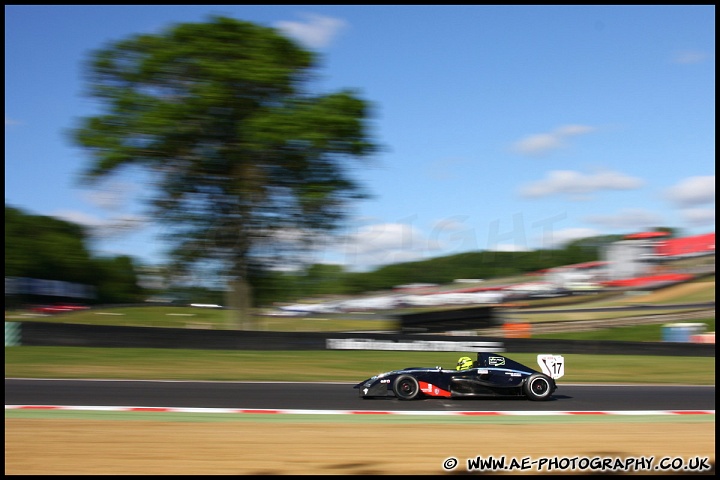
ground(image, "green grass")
xmin=5 ymin=277 xmax=714 ymax=385
xmin=6 ymin=306 xmax=398 ymax=332
xmin=4 ymin=347 xmax=715 ymax=385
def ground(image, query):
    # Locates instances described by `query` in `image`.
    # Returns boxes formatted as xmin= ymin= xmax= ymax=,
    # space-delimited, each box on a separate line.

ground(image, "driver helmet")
xmin=456 ymin=356 xmax=474 ymax=371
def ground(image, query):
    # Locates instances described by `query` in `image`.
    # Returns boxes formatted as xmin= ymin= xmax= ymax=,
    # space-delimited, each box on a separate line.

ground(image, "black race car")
xmin=354 ymin=352 xmax=565 ymax=401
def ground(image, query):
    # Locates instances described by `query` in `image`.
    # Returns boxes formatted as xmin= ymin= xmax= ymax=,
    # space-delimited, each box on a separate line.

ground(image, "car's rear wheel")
xmin=524 ymin=373 xmax=553 ymax=401
xmin=393 ymin=374 xmax=420 ymax=400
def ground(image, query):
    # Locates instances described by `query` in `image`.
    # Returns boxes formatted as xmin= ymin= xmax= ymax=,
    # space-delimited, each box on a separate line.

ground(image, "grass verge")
xmin=4 ymin=347 xmax=715 ymax=385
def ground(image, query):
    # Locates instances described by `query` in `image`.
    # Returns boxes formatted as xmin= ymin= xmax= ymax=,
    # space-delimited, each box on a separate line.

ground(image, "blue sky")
xmin=5 ymin=5 xmax=716 ymax=272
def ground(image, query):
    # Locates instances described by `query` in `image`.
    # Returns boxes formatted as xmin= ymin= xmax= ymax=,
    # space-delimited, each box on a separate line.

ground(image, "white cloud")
xmin=583 ymin=208 xmax=664 ymax=230
xmin=274 ymin=13 xmax=347 ymax=49
xmin=679 ymin=208 xmax=715 ymax=228
xmin=316 ymin=216 xmax=612 ymax=270
xmin=333 ymin=222 xmax=433 ymax=269
xmin=53 ymin=210 xmax=106 ymax=228
xmin=430 ymin=216 xmax=468 ymax=233
xmin=490 ymin=243 xmax=531 ymax=252
xmin=519 ymin=169 xmax=644 ymax=199
xmin=425 ymin=156 xmax=468 ymax=181
xmin=5 ymin=116 xmax=22 ymax=127
xmin=534 ymin=227 xmax=600 ymax=249
xmin=664 ymin=175 xmax=715 ymax=207
xmin=330 ymin=218 xmax=547 ymax=270
xmin=53 ymin=209 xmax=147 ymax=240
xmin=83 ymin=181 xmax=137 ymax=211
xmin=97 ymin=214 xmax=146 ymax=238
xmin=510 ymin=124 xmax=596 ymax=156
xmin=512 ymin=133 xmax=562 ymax=155
xmin=671 ymin=50 xmax=709 ymax=65
xmin=342 ymin=222 xmax=421 ymax=253
xmin=554 ymin=125 xmax=595 ymax=136
xmin=428 ymin=216 xmax=481 ymax=255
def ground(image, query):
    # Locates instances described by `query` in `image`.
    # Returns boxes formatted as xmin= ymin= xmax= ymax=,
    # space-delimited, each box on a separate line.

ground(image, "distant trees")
xmin=5 ymin=204 xmax=142 ymax=305
xmin=93 ymin=255 xmax=144 ymax=304
xmin=5 ymin=204 xmax=96 ymax=285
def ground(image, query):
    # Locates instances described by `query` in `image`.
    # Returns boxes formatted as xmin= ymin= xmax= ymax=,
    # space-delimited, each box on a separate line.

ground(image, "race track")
xmin=5 ymin=379 xmax=715 ymax=413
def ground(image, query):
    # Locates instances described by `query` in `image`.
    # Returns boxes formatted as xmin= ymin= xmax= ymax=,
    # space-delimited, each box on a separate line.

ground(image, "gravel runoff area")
xmin=5 ymin=419 xmax=715 ymax=475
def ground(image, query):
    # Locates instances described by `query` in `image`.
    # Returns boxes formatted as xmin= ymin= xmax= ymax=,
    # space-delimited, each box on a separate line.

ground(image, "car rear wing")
xmin=537 ymin=354 xmax=565 ymax=379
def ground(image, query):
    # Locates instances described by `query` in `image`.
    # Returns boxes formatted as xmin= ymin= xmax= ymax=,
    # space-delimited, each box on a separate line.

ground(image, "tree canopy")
xmin=70 ymin=16 xmax=378 ymax=327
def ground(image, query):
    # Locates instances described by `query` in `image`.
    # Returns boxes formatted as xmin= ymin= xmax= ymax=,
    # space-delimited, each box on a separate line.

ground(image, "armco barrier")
xmin=14 ymin=321 xmax=327 ymax=350
xmin=6 ymin=321 xmax=715 ymax=357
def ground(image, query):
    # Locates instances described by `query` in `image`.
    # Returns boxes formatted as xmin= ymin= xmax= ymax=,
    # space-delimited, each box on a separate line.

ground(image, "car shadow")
xmin=357 ymin=394 xmax=570 ymax=402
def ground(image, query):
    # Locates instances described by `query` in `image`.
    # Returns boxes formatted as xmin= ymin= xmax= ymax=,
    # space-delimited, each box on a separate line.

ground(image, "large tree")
xmin=71 ymin=16 xmax=377 ymax=328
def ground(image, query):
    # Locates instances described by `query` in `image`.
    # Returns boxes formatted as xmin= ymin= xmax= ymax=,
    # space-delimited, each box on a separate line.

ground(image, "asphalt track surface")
xmin=4 ymin=379 xmax=715 ymax=412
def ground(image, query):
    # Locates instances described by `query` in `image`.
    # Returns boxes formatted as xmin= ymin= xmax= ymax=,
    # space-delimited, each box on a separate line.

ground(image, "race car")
xmin=354 ymin=352 xmax=564 ymax=401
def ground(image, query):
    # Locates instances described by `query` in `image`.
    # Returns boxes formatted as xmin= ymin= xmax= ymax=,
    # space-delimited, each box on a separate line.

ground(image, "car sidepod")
xmin=354 ymin=367 xmax=453 ymax=399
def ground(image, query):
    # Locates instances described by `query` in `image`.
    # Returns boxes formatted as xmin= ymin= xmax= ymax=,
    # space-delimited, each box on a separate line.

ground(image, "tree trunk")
xmin=225 ymin=277 xmax=254 ymax=330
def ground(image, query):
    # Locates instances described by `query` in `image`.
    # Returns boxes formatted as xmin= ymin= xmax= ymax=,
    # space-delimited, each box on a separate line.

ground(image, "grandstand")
xmin=656 ymin=232 xmax=715 ymax=258
xmin=564 ymin=231 xmax=716 ymax=289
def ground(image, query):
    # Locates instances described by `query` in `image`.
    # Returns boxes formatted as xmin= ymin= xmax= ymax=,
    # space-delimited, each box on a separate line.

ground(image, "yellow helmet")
xmin=456 ymin=356 xmax=473 ymax=371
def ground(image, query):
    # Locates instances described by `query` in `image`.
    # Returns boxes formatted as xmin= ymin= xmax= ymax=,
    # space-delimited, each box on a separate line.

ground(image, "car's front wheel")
xmin=393 ymin=374 xmax=420 ymax=400
xmin=523 ymin=373 xmax=553 ymax=401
